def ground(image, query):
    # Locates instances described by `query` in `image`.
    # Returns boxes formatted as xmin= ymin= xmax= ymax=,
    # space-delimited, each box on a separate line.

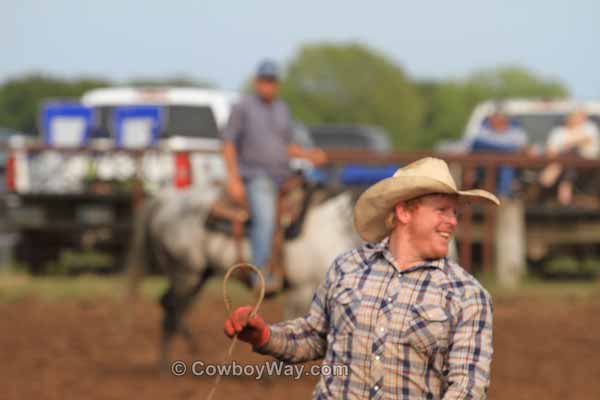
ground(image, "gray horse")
xmin=126 ymin=184 xmax=360 ymax=366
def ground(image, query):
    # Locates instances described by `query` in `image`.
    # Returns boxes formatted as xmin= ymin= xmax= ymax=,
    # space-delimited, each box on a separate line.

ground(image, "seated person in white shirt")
xmin=540 ymin=109 xmax=599 ymax=205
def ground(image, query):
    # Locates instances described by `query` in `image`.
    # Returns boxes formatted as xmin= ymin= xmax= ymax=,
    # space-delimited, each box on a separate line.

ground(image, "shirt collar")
xmin=252 ymin=93 xmax=277 ymax=106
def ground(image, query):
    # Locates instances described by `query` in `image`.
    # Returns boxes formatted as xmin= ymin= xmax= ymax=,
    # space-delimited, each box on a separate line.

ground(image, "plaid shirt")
xmin=257 ymin=238 xmax=493 ymax=399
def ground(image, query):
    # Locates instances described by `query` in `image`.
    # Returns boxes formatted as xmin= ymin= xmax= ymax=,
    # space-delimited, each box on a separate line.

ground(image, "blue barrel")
xmin=339 ymin=164 xmax=398 ymax=185
xmin=113 ymin=105 xmax=162 ymax=148
xmin=41 ymin=102 xmax=95 ymax=147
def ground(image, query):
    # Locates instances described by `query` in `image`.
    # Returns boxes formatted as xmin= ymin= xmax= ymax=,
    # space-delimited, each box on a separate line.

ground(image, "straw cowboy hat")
xmin=354 ymin=157 xmax=500 ymax=242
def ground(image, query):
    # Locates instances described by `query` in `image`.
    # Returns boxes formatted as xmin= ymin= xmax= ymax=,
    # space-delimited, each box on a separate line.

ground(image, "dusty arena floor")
xmin=1 ymin=280 xmax=600 ymax=399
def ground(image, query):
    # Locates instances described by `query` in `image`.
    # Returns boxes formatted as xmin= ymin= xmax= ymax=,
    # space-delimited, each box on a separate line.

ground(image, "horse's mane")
xmin=284 ymin=183 xmax=354 ymax=240
xmin=307 ymin=184 xmax=352 ymax=205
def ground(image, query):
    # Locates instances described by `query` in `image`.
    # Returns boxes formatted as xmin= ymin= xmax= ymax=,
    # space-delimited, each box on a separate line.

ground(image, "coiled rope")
xmin=204 ymin=262 xmax=265 ymax=400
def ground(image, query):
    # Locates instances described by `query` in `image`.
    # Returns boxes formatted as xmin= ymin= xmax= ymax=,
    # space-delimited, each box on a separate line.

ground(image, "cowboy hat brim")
xmin=354 ymin=175 xmax=500 ymax=243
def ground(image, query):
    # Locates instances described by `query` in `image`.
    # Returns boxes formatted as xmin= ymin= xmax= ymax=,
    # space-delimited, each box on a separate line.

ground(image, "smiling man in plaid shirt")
xmin=225 ymin=157 xmax=499 ymax=399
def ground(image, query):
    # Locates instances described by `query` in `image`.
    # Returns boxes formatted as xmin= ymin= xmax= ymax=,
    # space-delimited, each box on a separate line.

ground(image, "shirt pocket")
xmin=402 ymin=304 xmax=450 ymax=355
xmin=330 ymin=286 xmax=363 ymax=335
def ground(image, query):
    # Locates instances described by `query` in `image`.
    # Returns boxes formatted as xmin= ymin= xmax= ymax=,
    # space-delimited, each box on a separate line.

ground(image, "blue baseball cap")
xmin=256 ymin=60 xmax=279 ymax=80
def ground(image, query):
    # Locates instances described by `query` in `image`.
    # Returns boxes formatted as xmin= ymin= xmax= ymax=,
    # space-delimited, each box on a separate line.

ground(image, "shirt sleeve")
xmin=222 ymin=101 xmax=244 ymax=142
xmin=581 ymin=123 xmax=599 ymax=158
xmin=255 ymin=260 xmax=336 ymax=363
xmin=442 ymin=288 xmax=493 ymax=400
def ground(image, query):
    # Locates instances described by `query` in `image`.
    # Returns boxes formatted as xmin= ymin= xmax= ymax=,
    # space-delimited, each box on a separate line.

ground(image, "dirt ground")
xmin=2 ymin=293 xmax=600 ymax=399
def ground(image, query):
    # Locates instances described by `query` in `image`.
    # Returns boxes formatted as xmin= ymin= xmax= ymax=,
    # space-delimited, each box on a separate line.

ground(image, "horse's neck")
xmin=203 ymin=231 xmax=247 ymax=271
xmin=204 ymin=191 xmax=358 ymax=276
xmin=283 ymin=191 xmax=359 ymax=285
xmin=306 ymin=193 xmax=356 ymax=239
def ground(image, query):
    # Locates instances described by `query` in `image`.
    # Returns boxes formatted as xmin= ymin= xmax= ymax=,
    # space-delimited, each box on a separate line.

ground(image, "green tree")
xmin=0 ymin=74 xmax=110 ymax=134
xmin=127 ymin=75 xmax=215 ymax=88
xmin=280 ymin=42 xmax=424 ymax=149
xmin=417 ymin=80 xmax=473 ymax=149
xmin=466 ymin=66 xmax=568 ymax=99
xmin=417 ymin=66 xmax=569 ymax=148
xmin=0 ymin=74 xmax=215 ymax=135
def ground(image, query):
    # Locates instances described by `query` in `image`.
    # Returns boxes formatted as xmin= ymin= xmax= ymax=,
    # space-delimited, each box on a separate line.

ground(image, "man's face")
xmin=567 ymin=110 xmax=587 ymax=128
xmin=254 ymin=78 xmax=279 ymax=101
xmin=489 ymin=113 xmax=508 ymax=132
xmin=401 ymin=194 xmax=459 ymax=260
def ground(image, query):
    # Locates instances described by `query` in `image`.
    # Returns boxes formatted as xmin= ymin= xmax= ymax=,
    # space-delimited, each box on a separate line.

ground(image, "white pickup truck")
xmin=6 ymin=87 xmax=237 ymax=273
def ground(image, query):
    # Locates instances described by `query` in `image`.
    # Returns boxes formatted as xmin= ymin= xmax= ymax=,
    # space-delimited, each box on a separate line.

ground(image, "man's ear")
xmin=394 ymin=202 xmax=412 ymax=225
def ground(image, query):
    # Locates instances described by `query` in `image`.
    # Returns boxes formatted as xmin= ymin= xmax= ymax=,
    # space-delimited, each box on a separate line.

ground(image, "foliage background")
xmin=0 ymin=42 xmax=568 ymax=149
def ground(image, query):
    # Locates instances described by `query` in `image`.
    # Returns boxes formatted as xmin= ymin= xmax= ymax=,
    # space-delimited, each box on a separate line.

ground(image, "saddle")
xmin=206 ymin=175 xmax=314 ymax=282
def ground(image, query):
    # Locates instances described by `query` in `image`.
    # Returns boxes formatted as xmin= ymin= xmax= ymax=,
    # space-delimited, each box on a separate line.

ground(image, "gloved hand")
xmin=224 ymin=306 xmax=270 ymax=348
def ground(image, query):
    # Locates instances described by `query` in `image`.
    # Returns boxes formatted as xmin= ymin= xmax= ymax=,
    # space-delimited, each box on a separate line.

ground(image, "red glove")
xmin=224 ymin=306 xmax=270 ymax=348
